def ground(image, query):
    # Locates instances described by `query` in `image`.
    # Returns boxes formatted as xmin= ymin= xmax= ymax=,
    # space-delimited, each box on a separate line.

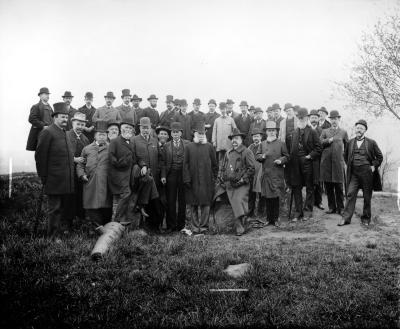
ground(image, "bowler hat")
xmin=147 ymin=94 xmax=158 ymax=101
xmin=139 ymin=117 xmax=152 ymax=127
xmin=271 ymin=103 xmax=281 ymax=111
xmin=328 ymin=110 xmax=341 ymax=119
xmin=193 ymin=98 xmax=201 ymax=105
xmin=208 ymin=99 xmax=217 ymax=106
xmin=121 ymin=89 xmax=131 ymax=98
xmin=174 ymin=99 xmax=181 ymax=106
xmin=85 ymin=92 xmax=93 ymax=99
xmin=166 ymin=95 xmax=174 ymax=103
xmin=296 ymin=107 xmax=309 ymax=119
xmin=94 ymin=120 xmax=108 ymax=133
xmin=219 ymin=102 xmax=227 ymax=110
xmin=355 ymin=119 xmax=368 ymax=130
xmin=181 ymin=99 xmax=188 ymax=106
xmin=155 ymin=125 xmax=171 ymax=134
xmin=228 ymin=128 xmax=246 ymax=140
xmin=265 ymin=120 xmax=280 ymax=131
xmin=71 ymin=112 xmax=88 ymax=122
xmin=293 ymin=105 xmax=300 ymax=112
xmin=239 ymin=101 xmax=248 ymax=107
xmin=38 ymin=87 xmax=50 ymax=96
xmin=120 ymin=117 xmax=135 ymax=128
xmin=131 ymin=94 xmax=142 ymax=102
xmin=284 ymin=103 xmax=293 ymax=111
xmin=318 ymin=106 xmax=328 ymax=115
xmin=170 ymin=122 xmax=183 ymax=131
xmin=266 ymin=106 xmax=273 ymax=112
xmin=104 ymin=91 xmax=116 ymax=99
xmin=192 ymin=122 xmax=206 ymax=134
xmin=254 ymin=107 xmax=263 ymax=114
xmin=249 ymin=106 xmax=255 ymax=111
xmin=308 ymin=109 xmax=320 ymax=117
xmin=52 ymin=102 xmax=69 ymax=117
xmin=251 ymin=127 xmax=265 ymax=136
xmin=107 ymin=119 xmax=120 ymax=129
xmin=62 ymin=91 xmax=73 ymax=98
xmin=226 ymin=99 xmax=235 ymax=105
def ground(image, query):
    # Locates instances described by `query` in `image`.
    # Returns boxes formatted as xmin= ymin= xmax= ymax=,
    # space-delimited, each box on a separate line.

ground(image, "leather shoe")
xmin=316 ymin=204 xmax=325 ymax=210
xmin=326 ymin=209 xmax=336 ymax=214
xmin=337 ymin=209 xmax=344 ymax=215
xmin=337 ymin=218 xmax=350 ymax=226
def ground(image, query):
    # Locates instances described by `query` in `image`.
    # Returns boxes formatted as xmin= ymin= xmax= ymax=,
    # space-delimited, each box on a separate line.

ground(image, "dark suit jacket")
xmin=35 ymin=124 xmax=75 ymax=195
xmin=26 ymin=101 xmax=54 ymax=151
xmin=235 ymin=114 xmax=252 ymax=145
xmin=66 ymin=130 xmax=90 ymax=157
xmin=78 ymin=105 xmax=96 ymax=142
xmin=161 ymin=139 xmax=190 ymax=179
xmin=344 ymin=137 xmax=383 ymax=191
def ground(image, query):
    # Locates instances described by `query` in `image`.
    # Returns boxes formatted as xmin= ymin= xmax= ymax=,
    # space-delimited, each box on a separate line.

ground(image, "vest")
xmin=171 ymin=141 xmax=184 ymax=170
xmin=353 ymin=140 xmax=370 ymax=167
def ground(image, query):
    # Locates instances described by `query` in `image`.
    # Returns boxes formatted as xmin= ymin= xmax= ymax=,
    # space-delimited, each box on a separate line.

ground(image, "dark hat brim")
xmin=228 ymin=133 xmax=246 ymax=140
xmin=120 ymin=122 xmax=135 ymax=128
xmin=104 ymin=95 xmax=116 ymax=99
xmin=328 ymin=115 xmax=341 ymax=119
xmin=95 ymin=129 xmax=108 ymax=133
xmin=147 ymin=97 xmax=158 ymax=101
xmin=71 ymin=118 xmax=88 ymax=123
xmin=251 ymin=131 xmax=265 ymax=136
xmin=38 ymin=92 xmax=50 ymax=96
xmin=155 ymin=127 xmax=171 ymax=134
xmin=318 ymin=109 xmax=328 ymax=115
xmin=355 ymin=121 xmax=368 ymax=130
xmin=131 ymin=98 xmax=142 ymax=102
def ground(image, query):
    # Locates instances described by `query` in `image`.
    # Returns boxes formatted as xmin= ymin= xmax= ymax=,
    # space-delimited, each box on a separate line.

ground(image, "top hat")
xmin=239 ymin=101 xmax=248 ymax=107
xmin=219 ymin=102 xmax=227 ymax=110
xmin=170 ymin=121 xmax=183 ymax=131
xmin=174 ymin=99 xmax=181 ymax=106
xmin=251 ymin=127 xmax=265 ymax=136
xmin=208 ymin=99 xmax=217 ymax=106
xmin=318 ymin=106 xmax=328 ymax=115
xmin=265 ymin=120 xmax=280 ymax=130
xmin=308 ymin=109 xmax=320 ymax=117
xmin=121 ymin=89 xmax=131 ymax=98
xmin=131 ymin=94 xmax=142 ymax=102
xmin=85 ymin=91 xmax=93 ymax=99
xmin=104 ymin=91 xmax=116 ymax=99
xmin=192 ymin=122 xmax=206 ymax=134
xmin=94 ymin=120 xmax=108 ymax=133
xmin=355 ymin=119 xmax=368 ymax=130
xmin=139 ymin=117 xmax=152 ymax=127
xmin=226 ymin=99 xmax=235 ymax=105
xmin=228 ymin=128 xmax=246 ymax=140
xmin=155 ymin=125 xmax=171 ymax=134
xmin=107 ymin=119 xmax=120 ymax=129
xmin=52 ymin=102 xmax=69 ymax=117
xmin=38 ymin=87 xmax=50 ymax=96
xmin=71 ymin=112 xmax=88 ymax=122
xmin=181 ymin=99 xmax=188 ymax=106
xmin=254 ymin=107 xmax=263 ymax=114
xmin=193 ymin=98 xmax=201 ymax=105
xmin=271 ymin=103 xmax=281 ymax=111
xmin=296 ymin=107 xmax=309 ymax=119
xmin=283 ymin=103 xmax=293 ymax=111
xmin=328 ymin=110 xmax=341 ymax=119
xmin=147 ymin=94 xmax=158 ymax=101
xmin=120 ymin=117 xmax=135 ymax=128
xmin=62 ymin=91 xmax=73 ymax=98
xmin=166 ymin=95 xmax=174 ymax=103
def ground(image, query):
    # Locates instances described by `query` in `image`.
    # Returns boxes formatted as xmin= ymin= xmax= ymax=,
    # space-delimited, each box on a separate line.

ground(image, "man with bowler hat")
xmin=318 ymin=107 xmax=331 ymax=129
xmin=234 ymin=101 xmax=252 ymax=146
xmin=131 ymin=94 xmax=143 ymax=134
xmin=62 ymin=91 xmax=77 ymax=131
xmin=279 ymin=103 xmax=298 ymax=153
xmin=159 ymin=95 xmax=177 ymax=128
xmin=189 ymin=98 xmax=206 ymax=132
xmin=93 ymin=91 xmax=122 ymax=123
xmin=139 ymin=95 xmax=160 ymax=131
xmin=174 ymin=99 xmax=192 ymax=141
xmin=205 ymin=99 xmax=220 ymax=143
xmin=248 ymin=107 xmax=266 ymax=141
xmin=26 ymin=87 xmax=54 ymax=151
xmin=116 ymin=89 xmax=136 ymax=127
xmin=78 ymin=92 xmax=96 ymax=143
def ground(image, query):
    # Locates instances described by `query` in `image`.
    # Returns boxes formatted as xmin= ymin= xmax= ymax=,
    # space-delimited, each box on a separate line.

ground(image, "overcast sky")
xmin=0 ymin=0 xmax=394 ymax=173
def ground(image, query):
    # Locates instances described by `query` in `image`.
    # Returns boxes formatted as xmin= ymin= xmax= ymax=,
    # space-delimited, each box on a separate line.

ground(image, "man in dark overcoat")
xmin=62 ymin=91 xmax=77 ymax=131
xmin=189 ymin=98 xmax=206 ymax=132
xmin=287 ymin=108 xmax=322 ymax=221
xmin=159 ymin=95 xmax=177 ymax=128
xmin=131 ymin=94 xmax=143 ymax=135
xmin=26 ymin=87 xmax=54 ymax=151
xmin=116 ymin=89 xmax=136 ymax=127
xmin=318 ymin=107 xmax=331 ymax=130
xmin=234 ymin=101 xmax=252 ymax=146
xmin=320 ymin=110 xmax=349 ymax=215
xmin=78 ymin=92 xmax=96 ymax=142
xmin=138 ymin=95 xmax=160 ymax=132
xmin=339 ymin=120 xmax=383 ymax=226
xmin=174 ymin=99 xmax=192 ymax=141
xmin=35 ymin=102 xmax=75 ymax=238
xmin=248 ymin=107 xmax=266 ymax=141
xmin=205 ymin=99 xmax=220 ymax=144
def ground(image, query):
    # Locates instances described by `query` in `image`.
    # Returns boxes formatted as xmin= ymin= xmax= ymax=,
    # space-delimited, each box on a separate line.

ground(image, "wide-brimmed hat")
xmin=85 ymin=91 xmax=93 ymax=99
xmin=193 ymin=98 xmax=201 ymax=105
xmin=166 ymin=95 xmax=174 ymax=103
xmin=228 ymin=128 xmax=246 ymax=140
xmin=226 ymin=99 xmax=235 ymax=105
xmin=296 ymin=107 xmax=309 ymax=119
xmin=355 ymin=119 xmax=368 ymax=130
xmin=283 ymin=103 xmax=293 ymax=111
xmin=52 ymin=102 xmax=68 ymax=117
xmin=254 ymin=107 xmax=263 ymax=114
xmin=155 ymin=125 xmax=171 ymax=134
xmin=120 ymin=117 xmax=135 ymax=128
xmin=139 ymin=117 xmax=152 ymax=127
xmin=131 ymin=94 xmax=142 ymax=102
xmin=328 ymin=110 xmax=341 ymax=119
xmin=62 ymin=91 xmax=73 ymax=98
xmin=104 ymin=91 xmax=116 ymax=99
xmin=318 ymin=106 xmax=328 ymax=115
xmin=107 ymin=119 xmax=120 ymax=129
xmin=239 ymin=101 xmax=248 ymax=107
xmin=94 ymin=120 xmax=108 ymax=133
xmin=265 ymin=120 xmax=280 ymax=131
xmin=71 ymin=112 xmax=88 ymax=122
xmin=308 ymin=109 xmax=320 ymax=117
xmin=121 ymin=89 xmax=131 ymax=98
xmin=38 ymin=87 xmax=50 ymax=96
xmin=251 ymin=127 xmax=265 ymax=136
xmin=192 ymin=122 xmax=206 ymax=134
xmin=170 ymin=122 xmax=183 ymax=131
xmin=147 ymin=94 xmax=158 ymax=101
xmin=271 ymin=103 xmax=281 ymax=111
xmin=208 ymin=99 xmax=217 ymax=106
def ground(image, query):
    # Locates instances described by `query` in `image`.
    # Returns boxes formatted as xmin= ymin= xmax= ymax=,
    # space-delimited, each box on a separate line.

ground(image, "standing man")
xmin=93 ymin=91 xmax=122 ymax=123
xmin=26 ymin=87 xmax=53 ymax=151
xmin=339 ymin=120 xmax=382 ymax=226
xmin=35 ymin=102 xmax=75 ymax=238
xmin=286 ymin=108 xmax=322 ymax=221
xmin=248 ymin=107 xmax=266 ymax=141
xmin=159 ymin=95 xmax=176 ymax=128
xmin=226 ymin=99 xmax=239 ymax=118
xmin=279 ymin=103 xmax=298 ymax=153
xmin=161 ymin=122 xmax=190 ymax=232
xmin=272 ymin=103 xmax=284 ymax=126
xmin=116 ymin=89 xmax=136 ymax=126
xmin=212 ymin=102 xmax=237 ymax=162
xmin=140 ymin=94 xmax=160 ymax=131
xmin=62 ymin=91 xmax=77 ymax=130
xmin=318 ymin=107 xmax=331 ymax=129
xmin=320 ymin=110 xmax=348 ymax=215
xmin=266 ymin=106 xmax=274 ymax=121
xmin=205 ymin=99 xmax=220 ymax=144
xmin=174 ymin=99 xmax=192 ymax=140
xmin=78 ymin=92 xmax=96 ymax=143
xmin=248 ymin=106 xmax=256 ymax=121
xmin=131 ymin=94 xmax=143 ymax=134
xmin=234 ymin=101 xmax=252 ymax=146
xmin=67 ymin=112 xmax=90 ymax=221
xmin=183 ymin=122 xmax=218 ymax=234
xmin=189 ymin=98 xmax=206 ymax=132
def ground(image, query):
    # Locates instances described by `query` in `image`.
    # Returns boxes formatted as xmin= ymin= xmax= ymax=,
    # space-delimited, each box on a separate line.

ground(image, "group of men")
xmin=27 ymin=87 xmax=383 ymax=238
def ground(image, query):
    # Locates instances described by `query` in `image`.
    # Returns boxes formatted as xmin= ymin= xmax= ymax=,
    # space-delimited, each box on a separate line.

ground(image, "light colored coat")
xmin=92 ymin=106 xmax=122 ymax=123
xmin=212 ymin=116 xmax=237 ymax=151
xmin=278 ymin=116 xmax=299 ymax=142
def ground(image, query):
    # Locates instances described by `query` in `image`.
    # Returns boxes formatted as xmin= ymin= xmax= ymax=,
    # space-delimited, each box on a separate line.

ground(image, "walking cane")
xmin=34 ymin=185 xmax=44 ymax=235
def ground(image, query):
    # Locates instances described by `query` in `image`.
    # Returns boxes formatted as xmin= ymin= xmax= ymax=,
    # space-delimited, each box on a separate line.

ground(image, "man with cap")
xmin=35 ymin=102 xmax=75 ymax=238
xmin=26 ymin=87 xmax=54 ymax=151
xmin=205 ymin=99 xmax=220 ymax=144
xmin=67 ymin=112 xmax=90 ymax=221
xmin=216 ymin=128 xmax=255 ymax=235
xmin=107 ymin=120 xmax=120 ymax=141
xmin=61 ymin=91 xmax=77 ymax=131
xmin=309 ymin=109 xmax=324 ymax=210
xmin=339 ymin=119 xmax=383 ymax=227
xmin=76 ymin=121 xmax=112 ymax=225
xmin=319 ymin=110 xmax=348 ymax=215
xmin=116 ymin=89 xmax=136 ymax=129
xmin=318 ymin=107 xmax=331 ymax=130
xmin=286 ymin=108 xmax=322 ymax=221
xmin=248 ymin=107 xmax=266 ymax=142
xmin=139 ymin=95 xmax=160 ymax=131
xmin=234 ymin=101 xmax=252 ymax=146
xmin=272 ymin=103 xmax=284 ymax=126
xmin=189 ymin=98 xmax=206 ymax=132
xmin=131 ymin=94 xmax=143 ymax=134
xmin=78 ymin=92 xmax=96 ymax=143
xmin=226 ymin=99 xmax=239 ymax=118
xmin=279 ymin=103 xmax=298 ymax=153
xmin=256 ymin=121 xmax=289 ymax=226
xmin=159 ymin=95 xmax=176 ymax=128
xmin=161 ymin=122 xmax=191 ymax=232
xmin=212 ymin=102 xmax=237 ymax=163
xmin=93 ymin=92 xmax=122 ymax=123
xmin=183 ymin=122 xmax=218 ymax=234
xmin=174 ymin=99 xmax=192 ymax=141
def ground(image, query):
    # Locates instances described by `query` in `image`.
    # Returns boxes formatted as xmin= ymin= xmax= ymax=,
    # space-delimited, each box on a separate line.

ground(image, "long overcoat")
xmin=320 ymin=127 xmax=348 ymax=183
xmin=183 ymin=141 xmax=218 ymax=206
xmin=256 ymin=138 xmax=289 ymax=198
xmin=35 ymin=124 xmax=75 ymax=195
xmin=78 ymin=105 xmax=96 ymax=142
xmin=174 ymin=112 xmax=192 ymax=141
xmin=234 ymin=115 xmax=252 ymax=146
xmin=139 ymin=107 xmax=160 ymax=128
xmin=205 ymin=111 xmax=220 ymax=143
xmin=26 ymin=101 xmax=54 ymax=151
xmin=248 ymin=142 xmax=262 ymax=192
xmin=77 ymin=142 xmax=112 ymax=209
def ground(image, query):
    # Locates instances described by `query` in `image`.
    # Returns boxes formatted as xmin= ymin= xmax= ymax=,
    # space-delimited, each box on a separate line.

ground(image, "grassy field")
xmin=0 ymin=174 xmax=399 ymax=328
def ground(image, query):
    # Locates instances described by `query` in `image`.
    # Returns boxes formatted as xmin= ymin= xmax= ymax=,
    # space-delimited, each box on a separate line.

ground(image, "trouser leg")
xmin=248 ymin=190 xmax=256 ymax=216
xmin=335 ymin=182 xmax=344 ymax=211
xmin=166 ymin=170 xmax=178 ymax=230
xmin=258 ymin=195 xmax=266 ymax=216
xmin=342 ymin=174 xmax=360 ymax=223
xmin=360 ymin=167 xmax=373 ymax=222
xmin=199 ymin=205 xmax=210 ymax=232
xmin=191 ymin=205 xmax=200 ymax=232
xmin=265 ymin=198 xmax=273 ymax=223
xmin=272 ymin=197 xmax=280 ymax=222
xmin=76 ymin=180 xmax=85 ymax=220
xmin=47 ymin=195 xmax=62 ymax=238
xmin=176 ymin=173 xmax=186 ymax=230
xmin=325 ymin=182 xmax=336 ymax=211
xmin=314 ymin=183 xmax=322 ymax=206
xmin=302 ymin=158 xmax=314 ymax=213
xmin=293 ymin=186 xmax=303 ymax=219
